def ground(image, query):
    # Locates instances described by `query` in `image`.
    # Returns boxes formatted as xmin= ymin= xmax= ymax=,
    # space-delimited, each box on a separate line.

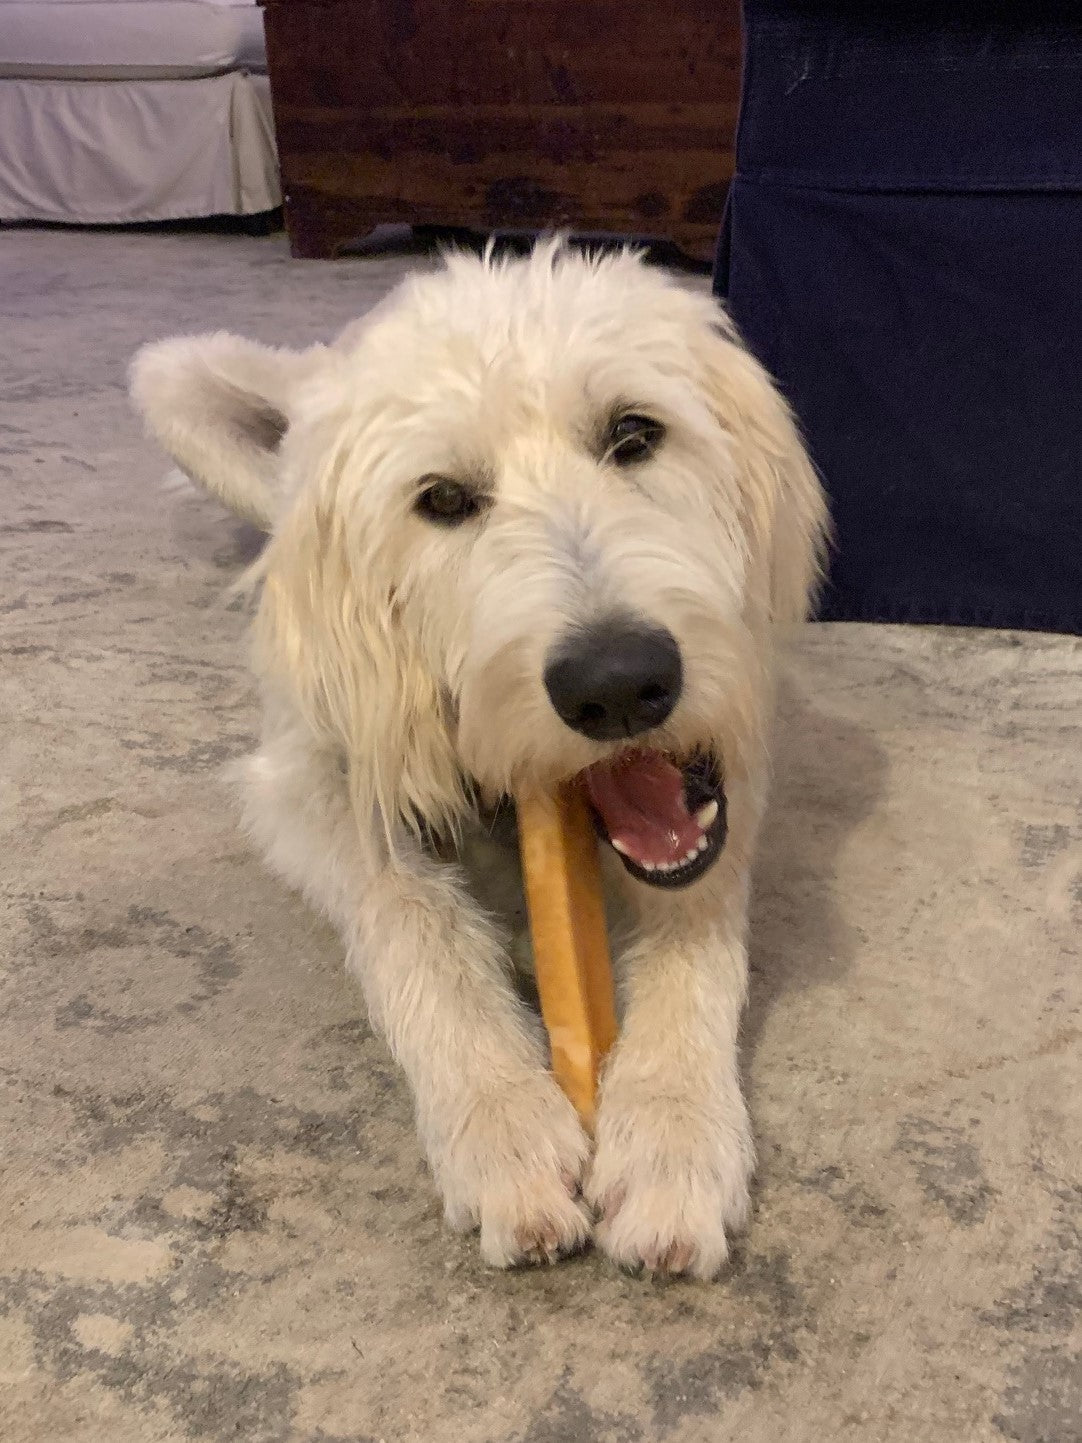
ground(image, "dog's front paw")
xmin=435 ymin=1076 xmax=592 ymax=1268
xmin=587 ymin=1086 xmax=754 ymax=1280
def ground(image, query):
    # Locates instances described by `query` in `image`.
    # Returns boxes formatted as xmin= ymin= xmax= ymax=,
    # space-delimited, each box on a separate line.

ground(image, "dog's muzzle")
xmin=542 ymin=617 xmax=726 ymax=888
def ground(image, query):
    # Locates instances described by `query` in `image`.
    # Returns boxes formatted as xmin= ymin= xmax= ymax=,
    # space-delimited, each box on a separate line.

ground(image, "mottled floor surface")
xmin=2 ymin=229 xmax=1080 ymax=1443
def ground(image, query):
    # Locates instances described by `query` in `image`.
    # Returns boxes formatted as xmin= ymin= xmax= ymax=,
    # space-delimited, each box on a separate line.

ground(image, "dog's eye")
xmin=415 ymin=477 xmax=483 ymax=525
xmin=606 ymin=413 xmax=665 ymax=466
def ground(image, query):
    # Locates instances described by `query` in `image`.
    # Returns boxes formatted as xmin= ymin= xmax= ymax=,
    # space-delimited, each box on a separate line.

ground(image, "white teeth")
xmin=695 ymin=800 xmax=719 ymax=830
xmin=635 ymin=851 xmax=716 ymax=876
xmin=611 ymin=839 xmax=630 ymax=857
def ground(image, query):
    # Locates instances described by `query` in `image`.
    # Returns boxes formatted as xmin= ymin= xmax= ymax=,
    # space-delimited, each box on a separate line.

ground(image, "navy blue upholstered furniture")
xmin=715 ymin=3 xmax=1082 ymax=633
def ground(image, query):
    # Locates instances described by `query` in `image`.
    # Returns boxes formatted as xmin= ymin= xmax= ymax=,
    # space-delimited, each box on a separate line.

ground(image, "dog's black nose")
xmin=543 ymin=620 xmax=683 ymax=741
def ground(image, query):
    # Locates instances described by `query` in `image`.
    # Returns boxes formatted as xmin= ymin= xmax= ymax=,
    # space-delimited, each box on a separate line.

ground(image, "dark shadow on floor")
xmin=743 ymin=667 xmax=891 ymax=1069
xmin=340 ymin=222 xmax=713 ymax=275
xmin=2 ymin=211 xmax=283 ymax=239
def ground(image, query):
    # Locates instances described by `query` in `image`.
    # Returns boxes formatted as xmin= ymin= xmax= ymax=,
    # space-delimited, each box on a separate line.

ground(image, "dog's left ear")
xmin=700 ymin=319 xmax=830 ymax=626
xmin=130 ymin=333 xmax=334 ymax=530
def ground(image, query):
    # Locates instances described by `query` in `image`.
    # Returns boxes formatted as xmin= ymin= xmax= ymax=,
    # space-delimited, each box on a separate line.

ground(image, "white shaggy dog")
xmin=131 ymin=240 xmax=827 ymax=1279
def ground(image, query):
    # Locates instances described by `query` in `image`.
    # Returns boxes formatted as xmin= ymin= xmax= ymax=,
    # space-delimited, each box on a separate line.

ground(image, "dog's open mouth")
xmin=580 ymin=750 xmax=727 ymax=889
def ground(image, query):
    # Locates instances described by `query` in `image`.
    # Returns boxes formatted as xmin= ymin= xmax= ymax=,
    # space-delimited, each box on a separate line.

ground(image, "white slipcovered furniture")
xmin=0 ymin=0 xmax=280 ymax=223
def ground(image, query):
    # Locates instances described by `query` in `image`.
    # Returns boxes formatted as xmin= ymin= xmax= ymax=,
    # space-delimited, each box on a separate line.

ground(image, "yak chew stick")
xmin=517 ymin=784 xmax=617 ymax=1132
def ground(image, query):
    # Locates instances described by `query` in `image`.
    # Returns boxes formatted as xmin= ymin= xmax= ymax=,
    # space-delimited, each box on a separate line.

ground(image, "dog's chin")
xmin=577 ymin=749 xmax=727 ymax=890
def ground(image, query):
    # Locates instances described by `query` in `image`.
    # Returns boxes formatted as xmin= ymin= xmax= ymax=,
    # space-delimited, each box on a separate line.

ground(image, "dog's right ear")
xmin=697 ymin=318 xmax=830 ymax=629
xmin=129 ymin=333 xmax=331 ymax=530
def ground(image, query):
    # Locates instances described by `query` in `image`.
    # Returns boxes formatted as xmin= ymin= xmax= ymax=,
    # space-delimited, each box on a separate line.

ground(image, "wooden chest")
xmin=260 ymin=0 xmax=742 ymax=261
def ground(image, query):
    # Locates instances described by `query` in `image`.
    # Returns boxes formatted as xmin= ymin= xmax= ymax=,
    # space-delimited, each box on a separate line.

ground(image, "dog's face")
xmin=132 ymin=243 xmax=826 ymax=887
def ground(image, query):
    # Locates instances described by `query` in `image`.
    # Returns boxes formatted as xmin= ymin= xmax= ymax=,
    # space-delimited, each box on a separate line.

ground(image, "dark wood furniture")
xmin=260 ymin=1 xmax=743 ymax=261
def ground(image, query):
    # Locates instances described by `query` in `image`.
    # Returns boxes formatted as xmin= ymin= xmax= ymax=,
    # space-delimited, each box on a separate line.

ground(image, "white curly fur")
xmin=131 ymin=240 xmax=828 ymax=1277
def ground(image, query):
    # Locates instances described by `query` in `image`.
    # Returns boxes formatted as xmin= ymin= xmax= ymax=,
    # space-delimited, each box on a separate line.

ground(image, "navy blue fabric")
xmin=716 ymin=4 xmax=1082 ymax=632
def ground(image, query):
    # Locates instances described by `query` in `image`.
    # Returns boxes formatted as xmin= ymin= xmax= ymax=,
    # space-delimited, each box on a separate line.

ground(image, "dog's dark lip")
xmin=586 ymin=751 xmax=727 ymax=890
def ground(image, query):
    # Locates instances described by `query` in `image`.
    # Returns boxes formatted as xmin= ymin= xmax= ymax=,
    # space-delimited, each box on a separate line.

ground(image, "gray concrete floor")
xmin=1 ymin=229 xmax=1080 ymax=1443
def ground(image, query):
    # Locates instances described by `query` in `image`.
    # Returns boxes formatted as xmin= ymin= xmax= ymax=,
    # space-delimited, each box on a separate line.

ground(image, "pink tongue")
xmin=584 ymin=750 xmax=703 ymax=868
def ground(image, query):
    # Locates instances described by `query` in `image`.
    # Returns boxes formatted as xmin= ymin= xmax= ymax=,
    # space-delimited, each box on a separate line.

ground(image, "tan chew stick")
xmin=517 ymin=784 xmax=618 ymax=1132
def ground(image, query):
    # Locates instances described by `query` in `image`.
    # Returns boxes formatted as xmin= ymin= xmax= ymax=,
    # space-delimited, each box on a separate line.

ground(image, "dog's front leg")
xmin=244 ymin=734 xmax=591 ymax=1267
xmin=354 ymin=851 xmax=595 ymax=1265
xmin=587 ymin=869 xmax=755 ymax=1280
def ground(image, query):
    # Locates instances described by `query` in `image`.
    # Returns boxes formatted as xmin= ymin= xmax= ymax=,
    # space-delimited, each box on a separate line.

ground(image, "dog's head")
xmin=132 ymin=241 xmax=827 ymax=886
